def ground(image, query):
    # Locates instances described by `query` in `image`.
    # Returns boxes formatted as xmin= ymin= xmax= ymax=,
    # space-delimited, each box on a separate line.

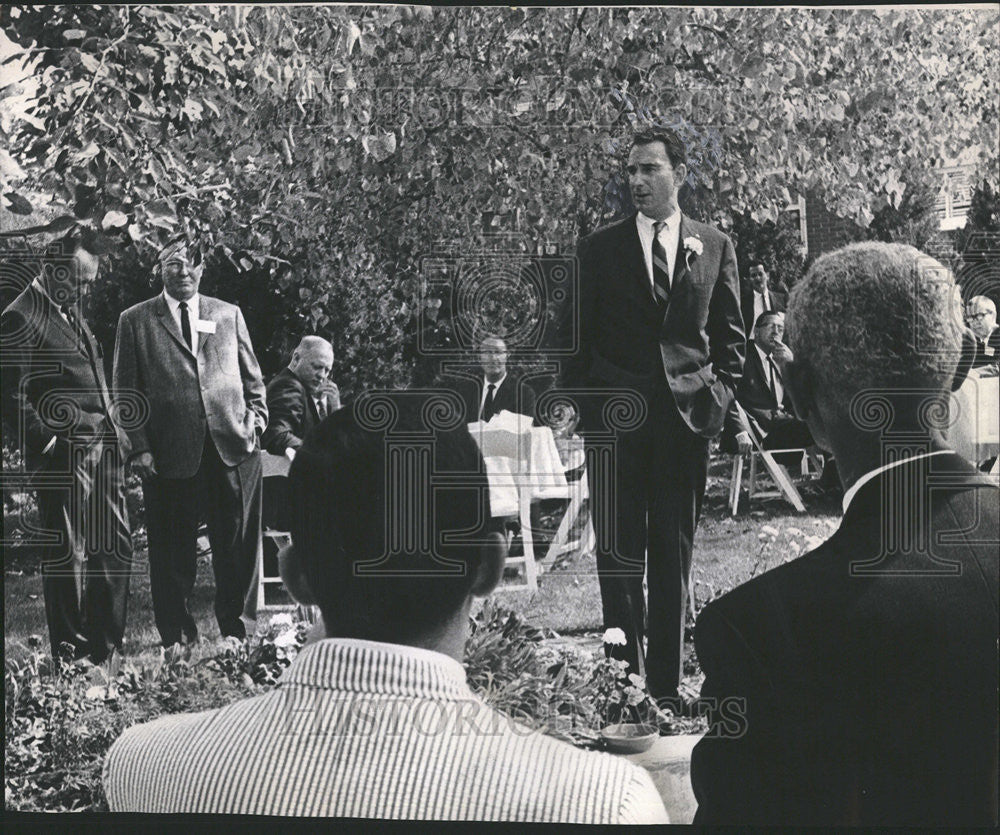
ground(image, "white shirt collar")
xmin=483 ymin=372 xmax=506 ymax=390
xmin=754 ymin=342 xmax=772 ymax=365
xmin=162 ymin=289 xmax=199 ymax=317
xmin=841 ymin=450 xmax=951 ymax=514
xmin=636 ymin=209 xmax=681 ymax=235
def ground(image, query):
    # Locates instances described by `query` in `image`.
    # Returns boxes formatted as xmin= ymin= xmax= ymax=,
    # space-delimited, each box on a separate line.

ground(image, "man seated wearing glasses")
xmin=965 ymin=295 xmax=1000 ymax=372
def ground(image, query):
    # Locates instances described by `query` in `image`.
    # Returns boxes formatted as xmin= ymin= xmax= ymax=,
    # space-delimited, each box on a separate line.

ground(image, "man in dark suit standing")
xmin=113 ymin=239 xmax=267 ymax=655
xmin=691 ymin=242 xmax=999 ymax=826
xmin=740 ymin=262 xmax=786 ymax=337
xmin=1 ymin=230 xmax=132 ymax=666
xmin=461 ymin=335 xmax=537 ymax=423
xmin=720 ymin=310 xmax=812 ymax=454
xmin=262 ymin=336 xmax=340 ymax=459
xmin=562 ymin=128 xmax=745 ymax=701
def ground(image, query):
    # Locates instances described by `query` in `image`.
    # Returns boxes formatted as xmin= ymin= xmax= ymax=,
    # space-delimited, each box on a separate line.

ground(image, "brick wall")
xmin=804 ymin=191 xmax=861 ymax=258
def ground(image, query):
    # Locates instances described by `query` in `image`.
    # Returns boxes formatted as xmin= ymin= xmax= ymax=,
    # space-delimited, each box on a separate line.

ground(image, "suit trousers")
xmin=143 ymin=435 xmax=262 ymax=644
xmin=35 ymin=440 xmax=132 ymax=664
xmin=588 ymin=380 xmax=709 ymax=698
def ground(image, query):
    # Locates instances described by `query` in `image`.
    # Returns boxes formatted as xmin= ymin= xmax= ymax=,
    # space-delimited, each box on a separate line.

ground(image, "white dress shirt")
xmin=636 ymin=210 xmax=681 ymax=290
xmin=479 ymin=372 xmax=507 ymax=420
xmin=841 ymin=450 xmax=951 ymax=514
xmin=756 ymin=343 xmax=784 ymax=406
xmin=752 ymin=287 xmax=772 ymax=329
xmin=162 ymin=290 xmax=200 ymax=354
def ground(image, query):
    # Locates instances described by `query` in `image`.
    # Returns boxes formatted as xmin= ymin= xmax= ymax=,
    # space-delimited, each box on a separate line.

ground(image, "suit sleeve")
xmin=235 ymin=307 xmax=267 ymax=435
xmin=1 ymin=307 xmax=49 ymax=456
xmin=559 ymin=234 xmax=597 ymax=391
xmin=691 ymin=601 xmax=788 ymax=825
xmin=707 ymin=235 xmax=746 ymax=392
xmin=261 ymin=376 xmax=306 ymax=454
xmin=112 ymin=310 xmax=150 ymax=461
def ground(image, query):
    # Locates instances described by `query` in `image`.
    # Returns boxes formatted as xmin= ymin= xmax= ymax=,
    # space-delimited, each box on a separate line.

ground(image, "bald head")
xmin=289 ymin=336 xmax=334 ymax=394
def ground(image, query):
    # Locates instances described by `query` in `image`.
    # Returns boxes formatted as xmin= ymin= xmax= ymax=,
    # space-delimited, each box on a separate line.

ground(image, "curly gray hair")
xmin=786 ymin=242 xmax=963 ymax=396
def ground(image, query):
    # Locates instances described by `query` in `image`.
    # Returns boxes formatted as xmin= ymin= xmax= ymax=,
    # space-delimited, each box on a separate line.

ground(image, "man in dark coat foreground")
xmin=691 ymin=242 xmax=999 ymax=827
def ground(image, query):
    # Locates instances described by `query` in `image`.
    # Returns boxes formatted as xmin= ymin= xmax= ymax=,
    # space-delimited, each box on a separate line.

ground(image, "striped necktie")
xmin=651 ymin=220 xmax=671 ymax=307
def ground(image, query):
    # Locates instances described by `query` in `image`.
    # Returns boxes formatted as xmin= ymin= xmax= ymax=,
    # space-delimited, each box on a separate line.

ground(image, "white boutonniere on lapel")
xmin=683 ymin=236 xmax=704 ymax=270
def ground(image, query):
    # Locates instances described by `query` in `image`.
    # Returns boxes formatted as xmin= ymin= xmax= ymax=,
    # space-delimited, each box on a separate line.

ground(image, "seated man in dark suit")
xmin=460 ymin=335 xmax=537 ymax=423
xmin=965 ymin=295 xmax=1000 ymax=371
xmin=721 ymin=310 xmax=812 ymax=455
xmin=262 ymin=336 xmax=340 ymax=460
xmin=691 ymin=242 xmax=999 ymax=826
xmin=740 ymin=263 xmax=787 ymax=337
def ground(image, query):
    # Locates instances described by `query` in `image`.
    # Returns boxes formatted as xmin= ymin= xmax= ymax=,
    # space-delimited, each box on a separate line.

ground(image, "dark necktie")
xmin=768 ymin=357 xmax=781 ymax=407
xmin=482 ymin=383 xmax=496 ymax=421
xmin=61 ymin=305 xmax=89 ymax=356
xmin=179 ymin=301 xmax=192 ymax=350
xmin=651 ymin=220 xmax=671 ymax=307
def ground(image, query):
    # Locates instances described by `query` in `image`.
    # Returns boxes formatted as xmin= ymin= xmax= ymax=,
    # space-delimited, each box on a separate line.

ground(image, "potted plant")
xmin=592 ymin=628 xmax=672 ymax=754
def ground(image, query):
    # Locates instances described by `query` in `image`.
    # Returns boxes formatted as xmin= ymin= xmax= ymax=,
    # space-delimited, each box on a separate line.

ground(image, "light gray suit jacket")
xmin=113 ymin=293 xmax=267 ymax=479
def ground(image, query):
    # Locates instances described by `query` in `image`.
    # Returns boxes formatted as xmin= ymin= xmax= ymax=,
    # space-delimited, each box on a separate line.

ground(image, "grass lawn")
xmin=4 ymin=456 xmax=842 ymax=666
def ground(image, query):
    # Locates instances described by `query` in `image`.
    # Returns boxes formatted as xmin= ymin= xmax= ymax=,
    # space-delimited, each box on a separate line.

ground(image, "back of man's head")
xmin=786 ymin=242 xmax=962 ymax=401
xmin=286 ymin=397 xmax=493 ymax=642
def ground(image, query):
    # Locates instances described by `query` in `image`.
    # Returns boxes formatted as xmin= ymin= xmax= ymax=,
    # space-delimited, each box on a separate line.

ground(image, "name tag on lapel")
xmin=194 ymin=319 xmax=216 ymax=334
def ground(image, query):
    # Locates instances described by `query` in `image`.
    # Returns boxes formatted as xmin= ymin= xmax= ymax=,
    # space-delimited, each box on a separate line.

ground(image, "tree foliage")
xmin=2 ymin=5 xmax=997 ymax=385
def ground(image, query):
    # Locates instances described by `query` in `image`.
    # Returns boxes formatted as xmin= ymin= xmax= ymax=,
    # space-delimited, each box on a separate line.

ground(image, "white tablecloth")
xmin=949 ymin=372 xmax=999 ymax=464
xmin=468 ymin=411 xmax=570 ymax=518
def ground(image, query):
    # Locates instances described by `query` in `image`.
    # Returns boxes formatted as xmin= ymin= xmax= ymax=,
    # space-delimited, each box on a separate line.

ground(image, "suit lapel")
xmin=30 ymin=284 xmax=83 ymax=353
xmin=196 ymin=296 xmax=215 ymax=356
xmin=671 ymin=215 xmax=693 ymax=293
xmin=155 ymin=294 xmax=195 ymax=357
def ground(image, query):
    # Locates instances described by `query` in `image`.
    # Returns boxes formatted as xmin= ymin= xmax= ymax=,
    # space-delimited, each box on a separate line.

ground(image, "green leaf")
xmin=4 ymin=192 xmax=33 ymax=214
xmin=101 ymin=210 xmax=129 ymax=229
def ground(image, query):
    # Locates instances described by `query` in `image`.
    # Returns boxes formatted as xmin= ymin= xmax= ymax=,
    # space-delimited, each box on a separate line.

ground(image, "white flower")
xmin=683 ymin=236 xmax=704 ymax=256
xmin=602 ymin=627 xmax=627 ymax=646
xmin=785 ymin=527 xmax=803 ymax=538
xmin=270 ymin=613 xmax=294 ymax=629
xmin=626 ymin=687 xmax=646 ymax=707
xmin=761 ymin=525 xmax=780 ymax=538
xmin=628 ymin=673 xmax=646 ymax=689
xmin=803 ymin=535 xmax=824 ymax=551
xmin=788 ymin=541 xmax=802 ymax=556
xmin=273 ymin=630 xmax=299 ymax=649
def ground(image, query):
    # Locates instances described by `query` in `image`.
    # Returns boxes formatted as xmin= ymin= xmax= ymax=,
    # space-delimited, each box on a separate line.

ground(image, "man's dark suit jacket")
xmin=458 ymin=373 xmax=537 ymax=423
xmin=971 ymin=325 xmax=1000 ymax=368
xmin=691 ymin=451 xmax=999 ymax=826
xmin=261 ymin=366 xmax=339 ymax=455
xmin=740 ymin=284 xmax=786 ymax=337
xmin=563 ymin=213 xmax=745 ymax=438
xmin=2 ymin=281 xmax=121 ymax=474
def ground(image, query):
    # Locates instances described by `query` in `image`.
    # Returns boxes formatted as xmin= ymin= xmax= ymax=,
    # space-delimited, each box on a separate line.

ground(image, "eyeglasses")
xmin=966 ymin=312 xmax=990 ymax=321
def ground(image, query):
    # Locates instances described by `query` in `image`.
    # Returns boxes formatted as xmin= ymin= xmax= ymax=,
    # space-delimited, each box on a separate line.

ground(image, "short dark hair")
xmin=632 ymin=128 xmax=686 ymax=169
xmin=753 ymin=310 xmax=783 ymax=331
xmin=287 ymin=395 xmax=492 ymax=640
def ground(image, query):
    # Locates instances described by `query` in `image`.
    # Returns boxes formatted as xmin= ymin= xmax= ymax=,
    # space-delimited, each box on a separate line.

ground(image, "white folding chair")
xmin=728 ymin=403 xmax=816 ymax=515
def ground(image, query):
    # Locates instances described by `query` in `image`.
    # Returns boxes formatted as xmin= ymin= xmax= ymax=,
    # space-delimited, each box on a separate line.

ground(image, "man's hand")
xmin=131 ymin=451 xmax=157 ymax=480
xmin=771 ymin=341 xmax=793 ymax=370
xmin=319 ymin=380 xmax=341 ymax=411
xmin=735 ymin=431 xmax=752 ymax=455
